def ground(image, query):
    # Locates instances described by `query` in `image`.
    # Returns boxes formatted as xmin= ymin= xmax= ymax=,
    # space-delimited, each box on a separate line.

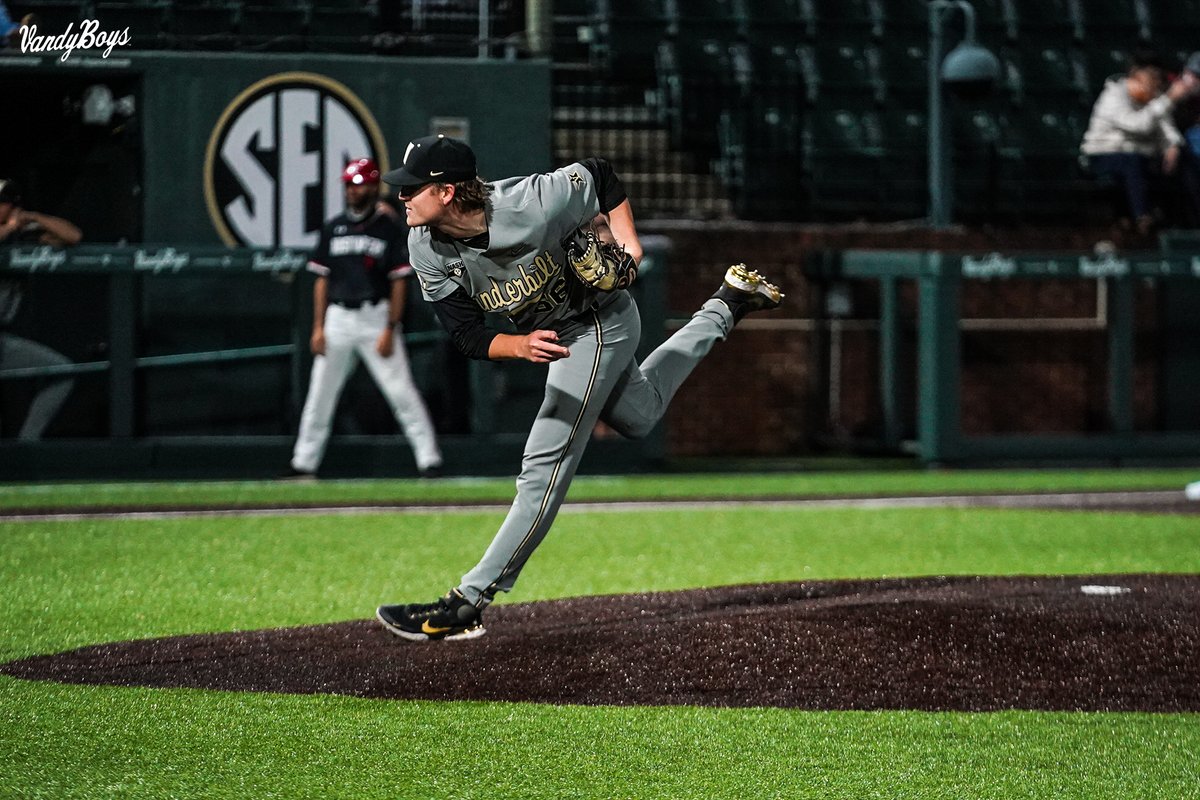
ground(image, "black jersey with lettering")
xmin=307 ymin=207 xmax=411 ymax=303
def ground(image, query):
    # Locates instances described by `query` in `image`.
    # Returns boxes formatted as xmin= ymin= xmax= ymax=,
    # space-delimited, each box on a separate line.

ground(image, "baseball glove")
xmin=561 ymin=223 xmax=638 ymax=292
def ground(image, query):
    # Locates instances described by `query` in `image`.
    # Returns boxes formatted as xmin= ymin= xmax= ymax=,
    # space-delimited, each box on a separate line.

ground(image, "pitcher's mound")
xmin=4 ymin=575 xmax=1198 ymax=712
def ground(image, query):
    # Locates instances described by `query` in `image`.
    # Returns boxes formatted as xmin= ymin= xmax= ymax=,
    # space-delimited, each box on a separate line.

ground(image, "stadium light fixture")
xmin=928 ymin=0 xmax=1001 ymax=228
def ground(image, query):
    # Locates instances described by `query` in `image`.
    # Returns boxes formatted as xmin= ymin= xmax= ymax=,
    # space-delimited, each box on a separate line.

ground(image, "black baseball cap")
xmin=382 ymin=135 xmax=477 ymax=190
xmin=0 ymin=178 xmax=21 ymax=204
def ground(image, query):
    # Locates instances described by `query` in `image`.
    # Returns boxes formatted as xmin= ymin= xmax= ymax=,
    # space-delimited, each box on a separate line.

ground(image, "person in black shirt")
xmin=287 ymin=159 xmax=442 ymax=479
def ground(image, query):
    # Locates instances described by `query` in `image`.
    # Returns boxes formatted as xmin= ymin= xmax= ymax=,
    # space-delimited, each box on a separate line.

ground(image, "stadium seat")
xmin=595 ymin=0 xmax=672 ymax=80
xmin=1080 ymin=46 xmax=1132 ymax=96
xmin=1000 ymin=44 xmax=1089 ymax=106
xmin=738 ymin=0 xmax=815 ymax=43
xmin=812 ymin=0 xmax=882 ymax=39
xmin=877 ymin=40 xmax=929 ymax=104
xmin=656 ymin=37 xmax=752 ymax=157
xmin=240 ymin=3 xmax=308 ymax=51
xmin=1010 ymin=0 xmax=1084 ymax=41
xmin=876 ymin=106 xmax=928 ymax=218
xmin=93 ymin=2 xmax=170 ymax=49
xmin=970 ymin=0 xmax=1020 ymax=41
xmin=716 ymin=100 xmax=806 ymax=220
xmin=811 ymin=41 xmax=886 ymax=106
xmin=670 ymin=0 xmax=742 ymax=40
xmin=1078 ymin=0 xmax=1152 ymax=44
xmin=13 ymin=0 xmax=87 ymax=34
xmin=747 ymin=42 xmax=814 ymax=107
xmin=307 ymin=2 xmax=379 ymax=53
xmin=1145 ymin=0 xmax=1200 ymax=56
xmin=168 ymin=0 xmax=240 ymax=47
xmin=802 ymin=107 xmax=886 ymax=219
xmin=1003 ymin=103 xmax=1099 ymax=220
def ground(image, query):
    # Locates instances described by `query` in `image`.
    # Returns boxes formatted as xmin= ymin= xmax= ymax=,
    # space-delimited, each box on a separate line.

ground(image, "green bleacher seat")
xmin=738 ymin=0 xmax=815 ymax=42
xmin=169 ymin=0 xmax=239 ymax=45
xmin=597 ymin=0 xmax=672 ymax=80
xmin=812 ymin=0 xmax=882 ymax=39
xmin=802 ymin=107 xmax=885 ymax=218
xmin=1010 ymin=0 xmax=1084 ymax=40
xmin=93 ymin=1 xmax=169 ymax=48
xmin=671 ymin=0 xmax=741 ymax=39
xmin=717 ymin=100 xmax=805 ymax=220
xmin=1080 ymin=46 xmax=1132 ymax=95
xmin=811 ymin=41 xmax=886 ymax=106
xmin=1146 ymin=0 xmax=1200 ymax=55
xmin=747 ymin=42 xmax=814 ymax=107
xmin=14 ymin=0 xmax=87 ymax=34
xmin=240 ymin=3 xmax=308 ymax=50
xmin=1000 ymin=45 xmax=1089 ymax=106
xmin=876 ymin=106 xmax=927 ymax=218
xmin=1078 ymin=0 xmax=1152 ymax=43
xmin=1002 ymin=103 xmax=1099 ymax=220
xmin=657 ymin=37 xmax=752 ymax=157
xmin=877 ymin=40 xmax=928 ymax=103
xmin=307 ymin=3 xmax=378 ymax=52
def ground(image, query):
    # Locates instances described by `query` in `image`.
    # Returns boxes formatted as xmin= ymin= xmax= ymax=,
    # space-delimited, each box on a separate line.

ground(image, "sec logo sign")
xmin=204 ymin=72 xmax=389 ymax=247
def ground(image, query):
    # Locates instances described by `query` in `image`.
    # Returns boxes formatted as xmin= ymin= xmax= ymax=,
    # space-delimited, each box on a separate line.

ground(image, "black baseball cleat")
xmin=711 ymin=263 xmax=784 ymax=322
xmin=376 ymin=588 xmax=485 ymax=642
xmin=279 ymin=466 xmax=317 ymax=482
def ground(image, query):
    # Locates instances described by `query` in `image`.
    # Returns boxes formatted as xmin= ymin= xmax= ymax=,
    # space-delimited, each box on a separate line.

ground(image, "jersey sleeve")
xmin=408 ymin=232 xmax=458 ymax=302
xmin=307 ymin=224 xmax=332 ymax=277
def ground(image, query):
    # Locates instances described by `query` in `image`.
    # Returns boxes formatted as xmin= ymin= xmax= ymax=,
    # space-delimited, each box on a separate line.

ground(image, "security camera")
xmin=941 ymin=42 xmax=1001 ymax=99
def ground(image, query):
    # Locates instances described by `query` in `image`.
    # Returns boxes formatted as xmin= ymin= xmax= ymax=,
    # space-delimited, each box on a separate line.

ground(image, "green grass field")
xmin=2 ymin=470 xmax=1199 ymax=798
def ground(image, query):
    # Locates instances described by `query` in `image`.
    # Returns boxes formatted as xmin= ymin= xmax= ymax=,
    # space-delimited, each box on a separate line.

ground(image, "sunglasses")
xmin=398 ymin=182 xmax=437 ymax=200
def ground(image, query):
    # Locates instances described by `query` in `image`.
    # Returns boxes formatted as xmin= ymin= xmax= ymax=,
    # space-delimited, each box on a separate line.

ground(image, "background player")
xmin=287 ymin=158 xmax=443 ymax=479
xmin=375 ymin=135 xmax=782 ymax=640
xmin=0 ymin=177 xmax=82 ymax=440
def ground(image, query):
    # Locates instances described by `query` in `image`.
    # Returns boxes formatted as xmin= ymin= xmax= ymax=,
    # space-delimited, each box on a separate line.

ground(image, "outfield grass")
xmin=2 ymin=477 xmax=1199 ymax=798
xmin=0 ymin=466 xmax=1196 ymax=510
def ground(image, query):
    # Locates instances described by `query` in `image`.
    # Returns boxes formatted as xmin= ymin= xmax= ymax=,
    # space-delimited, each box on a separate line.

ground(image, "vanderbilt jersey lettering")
xmin=409 ymin=163 xmax=602 ymax=332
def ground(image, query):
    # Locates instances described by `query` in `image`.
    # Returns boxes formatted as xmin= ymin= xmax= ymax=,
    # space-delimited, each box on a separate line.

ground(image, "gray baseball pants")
xmin=458 ymin=291 xmax=734 ymax=607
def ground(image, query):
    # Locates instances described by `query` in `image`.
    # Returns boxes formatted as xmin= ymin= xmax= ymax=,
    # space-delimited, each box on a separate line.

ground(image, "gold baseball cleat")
xmin=713 ymin=263 xmax=784 ymax=321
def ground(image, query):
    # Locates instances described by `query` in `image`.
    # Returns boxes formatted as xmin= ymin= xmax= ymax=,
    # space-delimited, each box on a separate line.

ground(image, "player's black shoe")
xmin=279 ymin=466 xmax=317 ymax=482
xmin=376 ymin=588 xmax=485 ymax=642
xmin=712 ymin=263 xmax=784 ymax=322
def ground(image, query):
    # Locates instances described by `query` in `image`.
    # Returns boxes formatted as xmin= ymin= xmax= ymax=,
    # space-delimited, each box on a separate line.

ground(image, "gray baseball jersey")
xmin=409 ymin=162 xmax=606 ymax=331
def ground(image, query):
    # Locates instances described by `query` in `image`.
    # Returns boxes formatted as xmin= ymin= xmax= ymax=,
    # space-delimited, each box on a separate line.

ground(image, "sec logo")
xmin=204 ymin=72 xmax=389 ymax=247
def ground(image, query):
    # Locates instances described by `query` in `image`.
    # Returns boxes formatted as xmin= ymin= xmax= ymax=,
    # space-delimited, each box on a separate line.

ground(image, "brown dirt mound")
xmin=4 ymin=575 xmax=1198 ymax=712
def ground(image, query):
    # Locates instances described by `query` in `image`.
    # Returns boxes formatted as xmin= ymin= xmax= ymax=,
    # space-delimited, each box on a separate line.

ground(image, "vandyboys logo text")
xmin=20 ymin=20 xmax=131 ymax=62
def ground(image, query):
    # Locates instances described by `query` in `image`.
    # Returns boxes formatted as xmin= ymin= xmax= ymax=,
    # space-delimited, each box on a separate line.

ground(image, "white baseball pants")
xmin=291 ymin=300 xmax=442 ymax=473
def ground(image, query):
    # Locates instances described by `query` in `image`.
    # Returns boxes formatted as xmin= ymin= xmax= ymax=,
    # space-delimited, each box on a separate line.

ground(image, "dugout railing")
xmin=819 ymin=248 xmax=1200 ymax=465
xmin=0 ymin=241 xmax=669 ymax=480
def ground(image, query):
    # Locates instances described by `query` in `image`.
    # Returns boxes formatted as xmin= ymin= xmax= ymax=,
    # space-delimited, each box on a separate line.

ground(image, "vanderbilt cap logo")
xmin=383 ymin=135 xmax=476 ymax=187
xmin=204 ymin=72 xmax=388 ymax=247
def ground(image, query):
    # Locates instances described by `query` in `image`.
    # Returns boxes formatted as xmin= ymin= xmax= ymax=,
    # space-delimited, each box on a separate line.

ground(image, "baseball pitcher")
xmin=376 ymin=136 xmax=782 ymax=640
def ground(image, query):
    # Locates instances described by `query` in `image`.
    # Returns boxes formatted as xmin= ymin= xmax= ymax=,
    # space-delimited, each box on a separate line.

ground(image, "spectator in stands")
xmin=1081 ymin=50 xmax=1200 ymax=236
xmin=1175 ymin=53 xmax=1200 ymax=166
xmin=0 ymin=177 xmax=82 ymax=440
xmin=1 ymin=1 xmax=21 ymax=49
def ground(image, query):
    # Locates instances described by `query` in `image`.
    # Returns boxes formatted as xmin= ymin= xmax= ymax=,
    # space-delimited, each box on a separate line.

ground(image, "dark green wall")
xmin=4 ymin=51 xmax=552 ymax=244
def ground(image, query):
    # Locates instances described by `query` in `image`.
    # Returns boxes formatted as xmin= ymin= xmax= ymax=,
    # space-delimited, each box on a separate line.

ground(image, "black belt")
xmin=332 ymin=298 xmax=384 ymax=310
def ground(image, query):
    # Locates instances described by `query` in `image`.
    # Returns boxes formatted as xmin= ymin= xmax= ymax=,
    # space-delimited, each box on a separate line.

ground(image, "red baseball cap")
xmin=342 ymin=158 xmax=381 ymax=185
